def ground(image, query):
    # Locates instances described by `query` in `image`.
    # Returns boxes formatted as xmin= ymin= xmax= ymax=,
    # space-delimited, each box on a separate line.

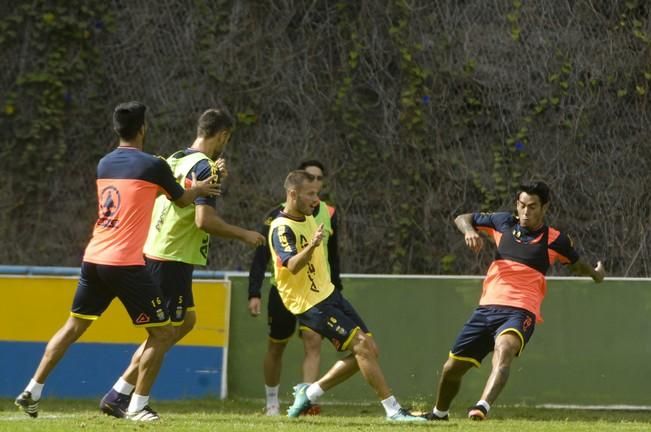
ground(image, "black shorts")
xmin=450 ymin=305 xmax=536 ymax=367
xmin=296 ymin=290 xmax=369 ymax=352
xmin=267 ymin=284 xmax=297 ymax=341
xmin=145 ymin=257 xmax=194 ymax=324
xmin=71 ymin=261 xmax=170 ymax=327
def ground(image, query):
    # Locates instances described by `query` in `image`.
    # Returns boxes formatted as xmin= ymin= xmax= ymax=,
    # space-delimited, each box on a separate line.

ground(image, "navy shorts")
xmin=71 ymin=261 xmax=170 ymax=327
xmin=267 ymin=284 xmax=298 ymax=341
xmin=296 ymin=290 xmax=369 ymax=352
xmin=449 ymin=305 xmax=536 ymax=367
xmin=145 ymin=258 xmax=195 ymax=324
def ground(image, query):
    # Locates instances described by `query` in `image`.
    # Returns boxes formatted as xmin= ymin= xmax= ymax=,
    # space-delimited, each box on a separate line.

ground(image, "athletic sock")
xmin=265 ymin=385 xmax=279 ymax=407
xmin=433 ymin=407 xmax=449 ymax=418
xmin=113 ymin=377 xmax=135 ymax=395
xmin=25 ymin=379 xmax=44 ymax=401
xmin=476 ymin=399 xmax=490 ymax=413
xmin=305 ymin=383 xmax=324 ymax=402
xmin=128 ymin=394 xmax=149 ymax=413
xmin=380 ymin=395 xmax=401 ymax=417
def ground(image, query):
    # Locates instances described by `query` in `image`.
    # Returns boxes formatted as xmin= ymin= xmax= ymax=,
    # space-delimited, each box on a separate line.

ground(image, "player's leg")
xmin=300 ymin=327 xmax=322 ymax=383
xmin=263 ymin=285 xmax=295 ymax=415
xmin=101 ymin=259 xmax=193 ymax=418
xmin=288 ymin=291 xmax=424 ymax=421
xmin=432 ymin=357 xmax=474 ymax=414
xmin=16 ymin=262 xmax=108 ymax=418
xmin=476 ymin=332 xmax=520 ymax=403
xmin=468 ymin=308 xmax=535 ymax=421
xmin=106 ymin=265 xmax=175 ymax=421
xmin=426 ymin=307 xmax=492 ymax=421
xmin=15 ymin=316 xmax=93 ymax=417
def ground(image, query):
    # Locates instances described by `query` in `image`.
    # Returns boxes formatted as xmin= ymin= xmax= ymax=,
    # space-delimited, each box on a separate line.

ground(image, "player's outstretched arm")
xmin=174 ymin=173 xmax=220 ymax=208
xmin=195 ymin=205 xmax=265 ymax=247
xmin=569 ymin=259 xmax=605 ymax=283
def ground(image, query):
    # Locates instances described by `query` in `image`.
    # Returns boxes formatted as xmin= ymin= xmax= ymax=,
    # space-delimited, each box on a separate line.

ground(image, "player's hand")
xmin=464 ymin=230 xmax=483 ymax=253
xmin=593 ymin=260 xmax=605 ymax=283
xmin=248 ymin=297 xmax=261 ymax=316
xmin=191 ymin=172 xmax=221 ymax=197
xmin=311 ymin=223 xmax=324 ymax=248
xmin=244 ymin=230 xmax=265 ymax=248
xmin=216 ymin=158 xmax=228 ymax=181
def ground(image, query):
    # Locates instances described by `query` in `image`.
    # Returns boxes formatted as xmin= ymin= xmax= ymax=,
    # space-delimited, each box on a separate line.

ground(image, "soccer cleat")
xmin=468 ymin=404 xmax=488 ymax=421
xmin=422 ymin=411 xmax=449 ymax=421
xmin=286 ymin=383 xmax=312 ymax=417
xmin=15 ymin=391 xmax=39 ymax=418
xmin=125 ymin=405 xmax=160 ymax=422
xmin=265 ymin=404 xmax=280 ymax=416
xmin=387 ymin=408 xmax=427 ymax=422
xmin=99 ymin=389 xmax=131 ymax=418
xmin=301 ymin=404 xmax=321 ymax=416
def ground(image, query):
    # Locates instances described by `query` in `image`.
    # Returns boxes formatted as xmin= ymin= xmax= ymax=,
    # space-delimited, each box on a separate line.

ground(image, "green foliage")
xmin=0 ymin=1 xmax=113 ymax=185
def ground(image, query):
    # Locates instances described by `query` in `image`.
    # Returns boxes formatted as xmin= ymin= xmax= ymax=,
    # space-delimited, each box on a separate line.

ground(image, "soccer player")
xmin=14 ymin=101 xmax=220 ymax=421
xmin=99 ymin=108 xmax=265 ymax=418
xmin=271 ymin=170 xmax=424 ymax=422
xmin=423 ymin=181 xmax=605 ymax=421
xmin=247 ymin=160 xmax=342 ymax=416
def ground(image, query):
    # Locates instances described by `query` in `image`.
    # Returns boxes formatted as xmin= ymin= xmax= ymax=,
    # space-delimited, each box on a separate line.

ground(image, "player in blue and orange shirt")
xmin=423 ymin=181 xmax=605 ymax=422
xmin=14 ymin=101 xmax=219 ymax=422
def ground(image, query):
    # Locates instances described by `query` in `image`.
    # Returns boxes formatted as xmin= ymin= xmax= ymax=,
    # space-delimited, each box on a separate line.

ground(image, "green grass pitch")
xmin=1 ymin=398 xmax=650 ymax=431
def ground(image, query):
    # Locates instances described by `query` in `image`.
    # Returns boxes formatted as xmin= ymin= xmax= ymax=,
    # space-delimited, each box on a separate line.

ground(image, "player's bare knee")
xmin=268 ymin=340 xmax=288 ymax=357
xmin=302 ymin=331 xmax=321 ymax=352
xmin=351 ymin=332 xmax=377 ymax=360
xmin=148 ymin=325 xmax=176 ymax=347
xmin=442 ymin=358 xmax=471 ymax=379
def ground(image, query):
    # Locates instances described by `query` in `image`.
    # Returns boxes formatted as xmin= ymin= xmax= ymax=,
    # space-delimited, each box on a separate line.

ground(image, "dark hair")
xmin=197 ymin=108 xmax=234 ymax=138
xmin=284 ymin=170 xmax=316 ymax=191
xmin=113 ymin=101 xmax=146 ymax=141
xmin=517 ymin=181 xmax=550 ymax=205
xmin=297 ymin=159 xmax=326 ymax=176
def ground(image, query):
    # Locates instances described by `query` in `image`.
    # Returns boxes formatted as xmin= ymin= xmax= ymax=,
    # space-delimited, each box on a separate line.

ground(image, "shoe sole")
xmin=100 ymin=402 xmax=125 ymax=419
xmin=468 ymin=409 xmax=486 ymax=421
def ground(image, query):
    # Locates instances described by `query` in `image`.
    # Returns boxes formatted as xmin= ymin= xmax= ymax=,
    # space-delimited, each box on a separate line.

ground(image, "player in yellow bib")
xmin=98 ymin=108 xmax=264 ymax=418
xmin=270 ymin=170 xmax=424 ymax=422
xmin=248 ymin=160 xmax=342 ymax=416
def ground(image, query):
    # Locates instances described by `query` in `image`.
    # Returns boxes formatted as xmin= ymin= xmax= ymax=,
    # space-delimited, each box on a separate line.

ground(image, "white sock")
xmin=25 ymin=379 xmax=44 ymax=401
xmin=113 ymin=377 xmax=135 ymax=395
xmin=476 ymin=399 xmax=491 ymax=412
xmin=380 ymin=395 xmax=401 ymax=417
xmin=305 ymin=383 xmax=324 ymax=402
xmin=128 ymin=393 xmax=149 ymax=413
xmin=265 ymin=385 xmax=279 ymax=407
xmin=433 ymin=407 xmax=449 ymax=418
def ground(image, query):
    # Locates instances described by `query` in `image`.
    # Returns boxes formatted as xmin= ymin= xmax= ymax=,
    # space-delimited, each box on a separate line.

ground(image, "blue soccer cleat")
xmin=387 ymin=408 xmax=427 ymax=422
xmin=286 ymin=383 xmax=312 ymax=418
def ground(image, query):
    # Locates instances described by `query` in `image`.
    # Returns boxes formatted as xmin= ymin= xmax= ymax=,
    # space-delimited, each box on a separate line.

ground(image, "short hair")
xmin=284 ymin=170 xmax=316 ymax=191
xmin=516 ymin=181 xmax=550 ymax=206
xmin=297 ymin=160 xmax=327 ymax=176
xmin=197 ymin=108 xmax=234 ymax=138
xmin=113 ymin=101 xmax=146 ymax=140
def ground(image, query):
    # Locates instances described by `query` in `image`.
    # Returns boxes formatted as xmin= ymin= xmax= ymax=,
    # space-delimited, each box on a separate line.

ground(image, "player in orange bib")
xmin=423 ymin=181 xmax=605 ymax=422
xmin=14 ymin=102 xmax=219 ymax=422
